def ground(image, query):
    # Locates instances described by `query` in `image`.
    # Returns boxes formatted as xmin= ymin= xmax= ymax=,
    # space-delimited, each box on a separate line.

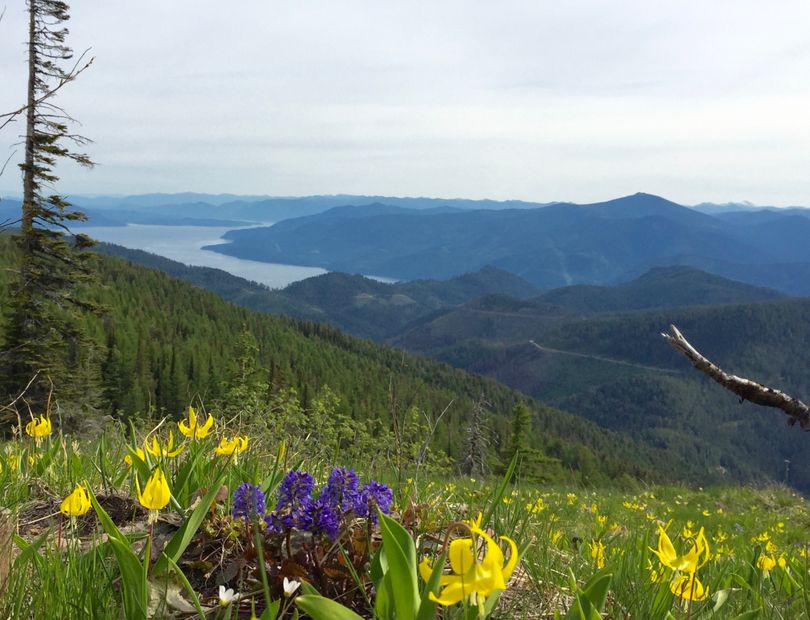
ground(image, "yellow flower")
xmin=418 ymin=522 xmax=518 ymax=607
xmin=670 ymin=574 xmax=708 ymax=601
xmin=596 ymin=515 xmax=607 ymax=526
xmin=214 ymin=436 xmax=249 ymax=460
xmin=136 ymin=467 xmax=171 ymax=523
xmin=549 ymin=529 xmax=563 ymax=545
xmin=25 ymin=415 xmax=52 ymax=443
xmin=651 ymin=525 xmax=709 ymax=574
xmin=124 ymin=446 xmax=146 ymax=467
xmin=60 ymin=484 xmax=91 ymax=518
xmin=757 ymin=554 xmax=776 ymax=573
xmin=178 ymin=406 xmax=214 ymax=440
xmin=590 ymin=540 xmax=606 ymax=568
xmin=765 ymin=540 xmax=777 ymax=554
xmin=145 ymin=431 xmax=185 ymax=459
xmin=778 ymin=555 xmax=787 ymax=569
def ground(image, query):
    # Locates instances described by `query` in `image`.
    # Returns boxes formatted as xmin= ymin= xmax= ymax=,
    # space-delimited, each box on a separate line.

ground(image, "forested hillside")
xmin=0 ymin=235 xmax=682 ymax=485
xmin=396 ymin=294 xmax=810 ymax=490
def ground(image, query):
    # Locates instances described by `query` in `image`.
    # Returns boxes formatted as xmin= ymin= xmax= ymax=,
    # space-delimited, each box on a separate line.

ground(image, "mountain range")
xmin=201 ymin=193 xmax=810 ymax=295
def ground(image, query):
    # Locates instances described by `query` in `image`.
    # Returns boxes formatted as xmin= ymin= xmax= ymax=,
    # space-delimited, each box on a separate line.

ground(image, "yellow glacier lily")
xmin=145 ymin=431 xmax=185 ymax=459
xmin=651 ymin=525 xmax=709 ymax=574
xmin=60 ymin=484 xmax=91 ymax=518
xmin=25 ymin=415 xmax=52 ymax=443
xmin=214 ymin=436 xmax=249 ymax=462
xmin=419 ymin=522 xmax=518 ymax=607
xmin=178 ymin=406 xmax=214 ymax=440
xmin=136 ymin=467 xmax=171 ymax=523
xmin=124 ymin=446 xmax=146 ymax=467
xmin=670 ymin=574 xmax=708 ymax=601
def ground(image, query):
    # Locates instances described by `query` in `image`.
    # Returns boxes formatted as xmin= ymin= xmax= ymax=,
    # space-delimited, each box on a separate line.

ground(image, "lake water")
xmin=82 ymin=224 xmax=328 ymax=289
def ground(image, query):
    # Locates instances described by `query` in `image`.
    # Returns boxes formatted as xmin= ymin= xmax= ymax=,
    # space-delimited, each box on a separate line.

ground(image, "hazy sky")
xmin=2 ymin=1 xmax=810 ymax=205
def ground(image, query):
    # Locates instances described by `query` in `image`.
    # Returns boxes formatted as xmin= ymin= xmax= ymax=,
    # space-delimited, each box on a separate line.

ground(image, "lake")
xmin=81 ymin=224 xmax=328 ymax=289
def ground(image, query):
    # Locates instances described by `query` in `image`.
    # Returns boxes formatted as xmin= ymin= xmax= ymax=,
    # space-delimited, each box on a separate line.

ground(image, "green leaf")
xmin=580 ymin=571 xmax=612 ymax=612
xmin=416 ymin=552 xmax=446 ymax=620
xmin=378 ymin=510 xmax=419 ymax=620
xmin=260 ymin=599 xmax=281 ymax=620
xmin=164 ymin=555 xmax=206 ymax=619
xmin=153 ymin=473 xmax=225 ymax=576
xmin=295 ymin=595 xmax=365 ymax=620
xmin=13 ymin=530 xmax=48 ymax=571
xmin=482 ymin=452 xmax=518 ymax=526
xmin=712 ymin=588 xmax=731 ymax=612
xmin=88 ymin=487 xmax=148 ymax=620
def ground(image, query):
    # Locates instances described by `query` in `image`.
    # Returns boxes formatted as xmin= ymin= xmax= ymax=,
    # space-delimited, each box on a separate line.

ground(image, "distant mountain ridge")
xmin=202 ymin=192 xmax=810 ymax=295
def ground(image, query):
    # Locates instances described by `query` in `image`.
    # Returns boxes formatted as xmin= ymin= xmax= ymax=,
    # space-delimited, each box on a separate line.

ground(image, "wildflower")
xmin=778 ymin=555 xmax=787 ymax=568
xmin=319 ymin=467 xmax=360 ymax=514
xmin=214 ymin=436 xmax=249 ymax=462
xmin=549 ymin=529 xmax=563 ymax=545
xmin=590 ymin=540 xmax=606 ymax=568
xmin=651 ymin=525 xmax=709 ymax=574
xmin=266 ymin=470 xmax=314 ymax=532
xmin=218 ymin=585 xmax=239 ymax=607
xmin=136 ymin=467 xmax=171 ymax=523
xmin=303 ymin=498 xmax=340 ymax=540
xmin=757 ymin=554 xmax=776 ymax=575
xmin=60 ymin=484 xmax=91 ymax=518
xmin=419 ymin=521 xmax=518 ymax=608
xmin=232 ymin=483 xmax=266 ymax=520
xmin=124 ymin=446 xmax=146 ymax=467
xmin=670 ymin=574 xmax=708 ymax=601
xmin=283 ymin=577 xmax=300 ymax=597
xmin=765 ymin=540 xmax=777 ymax=554
xmin=25 ymin=415 xmax=52 ymax=444
xmin=178 ymin=406 xmax=214 ymax=440
xmin=145 ymin=431 xmax=185 ymax=459
xmin=596 ymin=515 xmax=607 ymax=526
xmin=355 ymin=480 xmax=393 ymax=522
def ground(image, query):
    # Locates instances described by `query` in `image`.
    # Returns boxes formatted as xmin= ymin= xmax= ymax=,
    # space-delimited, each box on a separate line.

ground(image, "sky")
xmin=2 ymin=1 xmax=810 ymax=206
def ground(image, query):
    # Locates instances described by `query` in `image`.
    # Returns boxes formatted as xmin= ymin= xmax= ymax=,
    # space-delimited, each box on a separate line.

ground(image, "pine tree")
xmin=1 ymin=0 xmax=97 ymax=412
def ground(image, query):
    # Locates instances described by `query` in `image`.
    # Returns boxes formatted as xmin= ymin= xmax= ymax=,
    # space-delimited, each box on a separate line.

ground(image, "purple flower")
xmin=356 ymin=480 xmax=393 ymax=522
xmin=320 ymin=467 xmax=360 ymax=514
xmin=305 ymin=499 xmax=340 ymax=540
xmin=232 ymin=483 xmax=266 ymax=520
xmin=265 ymin=470 xmax=314 ymax=534
xmin=276 ymin=470 xmax=314 ymax=508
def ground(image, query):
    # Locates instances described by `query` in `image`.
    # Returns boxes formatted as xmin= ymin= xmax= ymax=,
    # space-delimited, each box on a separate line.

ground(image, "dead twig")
xmin=661 ymin=324 xmax=810 ymax=431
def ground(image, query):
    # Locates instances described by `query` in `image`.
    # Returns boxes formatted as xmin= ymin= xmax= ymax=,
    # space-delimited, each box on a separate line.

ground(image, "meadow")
xmin=0 ymin=407 xmax=807 ymax=619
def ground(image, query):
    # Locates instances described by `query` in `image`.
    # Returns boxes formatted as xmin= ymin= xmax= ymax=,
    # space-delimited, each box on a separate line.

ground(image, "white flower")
xmin=219 ymin=585 xmax=239 ymax=607
xmin=283 ymin=577 xmax=301 ymax=597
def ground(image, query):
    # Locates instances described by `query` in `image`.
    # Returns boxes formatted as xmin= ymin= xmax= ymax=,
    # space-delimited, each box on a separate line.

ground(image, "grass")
xmin=1 ymin=413 xmax=809 ymax=619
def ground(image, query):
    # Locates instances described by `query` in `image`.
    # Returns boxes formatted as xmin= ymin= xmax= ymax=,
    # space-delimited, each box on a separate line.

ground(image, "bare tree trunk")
xmin=662 ymin=324 xmax=810 ymax=430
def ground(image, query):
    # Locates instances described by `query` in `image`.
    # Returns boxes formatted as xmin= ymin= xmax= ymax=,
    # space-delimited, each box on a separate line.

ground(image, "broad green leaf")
xmin=416 ymin=551 xmax=446 ymax=620
xmin=580 ymin=571 xmax=612 ymax=612
xmin=295 ymin=595 xmax=365 ymax=620
xmin=378 ymin=511 xmax=419 ymax=620
xmin=153 ymin=473 xmax=225 ymax=576
xmin=13 ymin=531 xmax=48 ymax=571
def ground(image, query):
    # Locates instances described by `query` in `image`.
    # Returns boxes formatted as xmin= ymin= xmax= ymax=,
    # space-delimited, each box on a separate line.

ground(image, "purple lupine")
xmin=265 ymin=470 xmax=314 ymax=533
xmin=304 ymin=498 xmax=340 ymax=540
xmin=356 ymin=480 xmax=394 ymax=522
xmin=320 ymin=467 xmax=360 ymax=514
xmin=232 ymin=483 xmax=266 ymax=520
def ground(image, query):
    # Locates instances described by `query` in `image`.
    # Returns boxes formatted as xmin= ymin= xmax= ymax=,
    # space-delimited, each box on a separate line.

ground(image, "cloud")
xmin=1 ymin=1 xmax=810 ymax=205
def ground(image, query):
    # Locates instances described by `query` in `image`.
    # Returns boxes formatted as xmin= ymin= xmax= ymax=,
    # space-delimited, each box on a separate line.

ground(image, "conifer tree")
xmin=1 ymin=1 xmax=97 ymax=411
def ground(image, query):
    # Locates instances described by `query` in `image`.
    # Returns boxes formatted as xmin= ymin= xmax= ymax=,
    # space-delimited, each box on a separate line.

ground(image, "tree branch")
xmin=661 ymin=324 xmax=810 ymax=431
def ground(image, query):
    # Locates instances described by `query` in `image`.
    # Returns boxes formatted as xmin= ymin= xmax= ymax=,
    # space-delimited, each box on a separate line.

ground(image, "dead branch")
xmin=662 ymin=324 xmax=810 ymax=431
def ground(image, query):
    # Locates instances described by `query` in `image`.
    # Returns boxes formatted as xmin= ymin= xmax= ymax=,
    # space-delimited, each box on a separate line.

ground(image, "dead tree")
xmin=661 ymin=324 xmax=810 ymax=431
